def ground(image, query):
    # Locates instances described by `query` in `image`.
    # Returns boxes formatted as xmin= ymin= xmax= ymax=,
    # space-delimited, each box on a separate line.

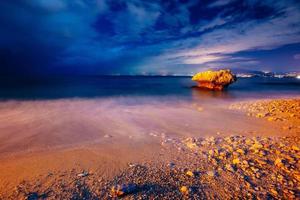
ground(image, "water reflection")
xmin=191 ymin=86 xmax=236 ymax=102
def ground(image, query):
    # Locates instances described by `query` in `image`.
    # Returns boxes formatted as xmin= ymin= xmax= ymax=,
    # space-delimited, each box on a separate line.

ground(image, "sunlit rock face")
xmin=192 ymin=69 xmax=237 ymax=90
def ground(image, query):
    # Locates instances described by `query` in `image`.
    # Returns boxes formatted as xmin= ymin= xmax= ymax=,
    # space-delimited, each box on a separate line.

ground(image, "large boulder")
xmin=192 ymin=69 xmax=237 ymax=90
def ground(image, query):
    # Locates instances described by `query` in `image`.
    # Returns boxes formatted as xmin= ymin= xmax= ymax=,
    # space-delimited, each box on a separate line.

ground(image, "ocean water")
xmin=0 ymin=76 xmax=299 ymax=100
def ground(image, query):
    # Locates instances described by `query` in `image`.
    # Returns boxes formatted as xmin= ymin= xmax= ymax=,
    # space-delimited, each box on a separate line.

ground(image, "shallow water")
xmin=0 ymin=76 xmax=299 ymax=155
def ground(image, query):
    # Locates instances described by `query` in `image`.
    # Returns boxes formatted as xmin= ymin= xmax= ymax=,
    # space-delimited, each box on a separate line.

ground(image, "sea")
xmin=0 ymin=76 xmax=299 ymax=101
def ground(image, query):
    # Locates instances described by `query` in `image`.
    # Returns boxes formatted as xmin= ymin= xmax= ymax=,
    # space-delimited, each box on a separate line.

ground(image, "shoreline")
xmin=0 ymin=97 xmax=299 ymax=199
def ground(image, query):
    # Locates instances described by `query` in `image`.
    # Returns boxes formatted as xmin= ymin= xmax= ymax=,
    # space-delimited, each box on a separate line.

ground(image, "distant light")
xmin=297 ymin=75 xmax=300 ymax=79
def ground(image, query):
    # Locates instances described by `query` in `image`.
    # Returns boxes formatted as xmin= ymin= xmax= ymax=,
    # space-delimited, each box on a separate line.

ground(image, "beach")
xmin=1 ymin=0 xmax=300 ymax=198
xmin=0 ymin=95 xmax=299 ymax=199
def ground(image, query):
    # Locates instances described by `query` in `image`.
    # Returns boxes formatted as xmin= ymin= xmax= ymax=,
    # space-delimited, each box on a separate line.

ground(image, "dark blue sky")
xmin=0 ymin=0 xmax=299 ymax=75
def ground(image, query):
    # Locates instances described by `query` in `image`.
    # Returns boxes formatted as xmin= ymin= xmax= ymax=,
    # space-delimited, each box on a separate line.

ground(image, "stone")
xmin=192 ymin=69 xmax=237 ymax=90
xmin=245 ymin=139 xmax=253 ymax=145
xmin=270 ymin=188 xmax=278 ymax=196
xmin=180 ymin=186 xmax=189 ymax=195
xmin=274 ymin=158 xmax=283 ymax=167
xmin=225 ymin=164 xmax=235 ymax=172
xmin=128 ymin=163 xmax=138 ymax=168
xmin=186 ymin=171 xmax=194 ymax=177
xmin=208 ymin=150 xmax=214 ymax=156
xmin=256 ymin=159 xmax=267 ymax=165
xmin=210 ymin=158 xmax=218 ymax=166
xmin=25 ymin=192 xmax=39 ymax=200
xmin=110 ymin=184 xmax=137 ymax=197
xmin=184 ymin=138 xmax=198 ymax=149
xmin=291 ymin=145 xmax=299 ymax=151
xmin=242 ymin=160 xmax=249 ymax=165
xmin=236 ymin=149 xmax=245 ymax=155
xmin=267 ymin=117 xmax=278 ymax=121
xmin=77 ymin=171 xmax=89 ymax=177
xmin=233 ymin=158 xmax=240 ymax=165
xmin=104 ymin=134 xmax=112 ymax=138
xmin=207 ymin=170 xmax=216 ymax=177
xmin=250 ymin=167 xmax=259 ymax=173
xmin=256 ymin=113 xmax=266 ymax=118
xmin=168 ymin=162 xmax=176 ymax=168
xmin=251 ymin=142 xmax=263 ymax=150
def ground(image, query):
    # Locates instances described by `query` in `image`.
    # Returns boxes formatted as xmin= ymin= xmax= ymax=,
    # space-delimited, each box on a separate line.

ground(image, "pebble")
xmin=232 ymin=158 xmax=240 ymax=165
xmin=110 ymin=184 xmax=137 ymax=197
xmin=104 ymin=134 xmax=112 ymax=138
xmin=180 ymin=186 xmax=189 ymax=195
xmin=128 ymin=163 xmax=138 ymax=168
xmin=270 ymin=188 xmax=278 ymax=196
xmin=186 ymin=171 xmax=194 ymax=177
xmin=291 ymin=145 xmax=299 ymax=151
xmin=274 ymin=158 xmax=283 ymax=167
xmin=168 ymin=162 xmax=176 ymax=168
xmin=184 ymin=138 xmax=198 ymax=149
xmin=77 ymin=171 xmax=89 ymax=178
xmin=207 ymin=170 xmax=216 ymax=177
xmin=225 ymin=164 xmax=235 ymax=172
xmin=236 ymin=149 xmax=245 ymax=155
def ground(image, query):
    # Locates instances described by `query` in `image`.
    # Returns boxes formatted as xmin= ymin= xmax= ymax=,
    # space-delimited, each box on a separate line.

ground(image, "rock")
xmin=192 ymin=69 xmax=237 ymax=90
xmin=259 ymin=150 xmax=267 ymax=157
xmin=256 ymin=159 xmax=267 ymax=165
xmin=256 ymin=113 xmax=266 ymax=118
xmin=77 ymin=171 xmax=89 ymax=177
xmin=25 ymin=192 xmax=39 ymax=200
xmin=180 ymin=186 xmax=189 ymax=195
xmin=250 ymin=142 xmax=263 ymax=150
xmin=128 ymin=163 xmax=138 ymax=168
xmin=110 ymin=184 xmax=137 ymax=197
xmin=210 ymin=158 xmax=218 ymax=166
xmin=274 ymin=158 xmax=283 ymax=167
xmin=225 ymin=164 xmax=235 ymax=172
xmin=250 ymin=167 xmax=259 ymax=173
xmin=270 ymin=188 xmax=278 ymax=196
xmin=291 ymin=145 xmax=299 ymax=151
xmin=206 ymin=136 xmax=215 ymax=143
xmin=186 ymin=171 xmax=195 ymax=177
xmin=236 ymin=149 xmax=245 ymax=155
xmin=242 ymin=160 xmax=249 ymax=166
xmin=168 ymin=162 xmax=176 ymax=168
xmin=207 ymin=170 xmax=216 ymax=177
xmin=267 ymin=117 xmax=277 ymax=121
xmin=149 ymin=132 xmax=158 ymax=137
xmin=104 ymin=134 xmax=112 ymax=138
xmin=232 ymin=158 xmax=240 ymax=165
xmin=184 ymin=138 xmax=198 ymax=149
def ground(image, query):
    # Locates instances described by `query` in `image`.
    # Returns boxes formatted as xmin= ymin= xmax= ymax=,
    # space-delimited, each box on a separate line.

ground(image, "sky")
xmin=0 ymin=0 xmax=300 ymax=75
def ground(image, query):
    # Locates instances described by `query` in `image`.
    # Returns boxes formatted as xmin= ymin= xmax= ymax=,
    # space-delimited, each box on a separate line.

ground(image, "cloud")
xmin=159 ymin=2 xmax=300 ymax=69
xmin=207 ymin=0 xmax=234 ymax=8
xmin=294 ymin=54 xmax=300 ymax=60
xmin=25 ymin=0 xmax=67 ymax=12
xmin=0 ymin=0 xmax=300 ymax=75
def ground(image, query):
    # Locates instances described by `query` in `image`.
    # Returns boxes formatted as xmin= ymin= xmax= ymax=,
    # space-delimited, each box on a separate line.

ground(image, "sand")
xmin=0 ymin=97 xmax=299 ymax=199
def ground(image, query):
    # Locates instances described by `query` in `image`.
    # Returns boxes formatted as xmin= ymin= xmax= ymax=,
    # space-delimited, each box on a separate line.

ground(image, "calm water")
xmin=0 ymin=76 xmax=299 ymax=100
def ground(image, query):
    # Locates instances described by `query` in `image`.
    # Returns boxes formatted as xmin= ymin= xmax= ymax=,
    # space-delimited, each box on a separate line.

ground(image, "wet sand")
xmin=0 ymin=97 xmax=299 ymax=199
